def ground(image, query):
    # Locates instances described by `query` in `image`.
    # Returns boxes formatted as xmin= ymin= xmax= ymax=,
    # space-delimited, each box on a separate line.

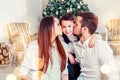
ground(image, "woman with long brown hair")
xmin=19 ymin=16 xmax=66 ymax=80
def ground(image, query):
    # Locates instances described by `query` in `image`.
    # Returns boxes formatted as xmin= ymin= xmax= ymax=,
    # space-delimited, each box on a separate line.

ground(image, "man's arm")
xmin=96 ymin=40 xmax=119 ymax=80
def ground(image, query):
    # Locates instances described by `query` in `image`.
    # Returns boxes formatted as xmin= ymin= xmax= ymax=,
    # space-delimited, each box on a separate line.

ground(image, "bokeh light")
xmin=6 ymin=74 xmax=17 ymax=80
xmin=100 ymin=64 xmax=111 ymax=74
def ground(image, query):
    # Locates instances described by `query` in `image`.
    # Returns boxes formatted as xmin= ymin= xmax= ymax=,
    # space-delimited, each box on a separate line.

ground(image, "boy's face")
xmin=61 ymin=20 xmax=74 ymax=36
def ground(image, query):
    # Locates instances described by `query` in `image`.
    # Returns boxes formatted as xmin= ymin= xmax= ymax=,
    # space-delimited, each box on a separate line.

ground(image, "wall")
xmin=0 ymin=0 xmax=26 ymax=43
xmin=25 ymin=0 xmax=43 ymax=34
xmin=42 ymin=0 xmax=48 ymax=11
xmin=0 ymin=0 xmax=44 ymax=44
xmin=84 ymin=0 xmax=120 ymax=33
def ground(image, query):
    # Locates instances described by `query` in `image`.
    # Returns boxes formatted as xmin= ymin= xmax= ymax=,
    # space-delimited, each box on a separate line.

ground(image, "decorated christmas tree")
xmin=42 ymin=0 xmax=90 ymax=18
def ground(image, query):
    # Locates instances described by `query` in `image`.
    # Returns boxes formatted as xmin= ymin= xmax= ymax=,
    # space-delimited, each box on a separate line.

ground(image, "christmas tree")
xmin=42 ymin=0 xmax=90 ymax=18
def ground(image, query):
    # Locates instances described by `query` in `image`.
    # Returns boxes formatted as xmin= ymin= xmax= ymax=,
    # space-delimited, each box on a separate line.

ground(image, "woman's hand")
xmin=89 ymin=34 xmax=102 ymax=48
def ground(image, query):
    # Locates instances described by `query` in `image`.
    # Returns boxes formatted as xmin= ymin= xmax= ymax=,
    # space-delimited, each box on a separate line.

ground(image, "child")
xmin=60 ymin=12 xmax=102 ymax=80
xmin=60 ymin=12 xmax=80 ymax=80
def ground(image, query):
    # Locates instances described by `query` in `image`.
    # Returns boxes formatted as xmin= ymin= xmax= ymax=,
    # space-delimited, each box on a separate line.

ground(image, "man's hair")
xmin=78 ymin=12 xmax=94 ymax=19
xmin=78 ymin=12 xmax=98 ymax=26
xmin=81 ymin=19 xmax=97 ymax=34
xmin=79 ymin=12 xmax=98 ymax=34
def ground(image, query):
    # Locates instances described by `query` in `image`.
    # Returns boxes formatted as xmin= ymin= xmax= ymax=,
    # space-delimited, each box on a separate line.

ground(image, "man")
xmin=73 ymin=12 xmax=119 ymax=80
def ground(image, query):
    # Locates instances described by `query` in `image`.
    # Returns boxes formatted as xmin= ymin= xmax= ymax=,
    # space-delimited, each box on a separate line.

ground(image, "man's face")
xmin=73 ymin=16 xmax=82 ymax=36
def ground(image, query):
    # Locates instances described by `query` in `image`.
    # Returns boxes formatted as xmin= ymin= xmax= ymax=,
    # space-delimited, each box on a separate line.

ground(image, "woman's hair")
xmin=38 ymin=16 xmax=66 ymax=72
